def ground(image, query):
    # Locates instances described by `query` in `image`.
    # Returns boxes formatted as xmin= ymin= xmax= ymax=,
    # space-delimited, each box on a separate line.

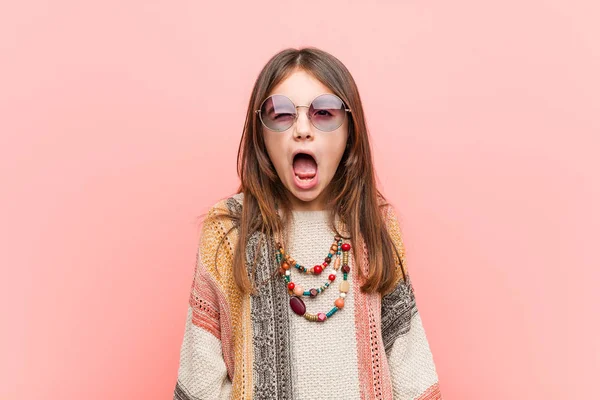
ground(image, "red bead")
xmin=341 ymin=243 xmax=351 ymax=251
xmin=342 ymin=264 xmax=350 ymax=273
xmin=317 ymin=313 xmax=327 ymax=322
xmin=290 ymin=296 xmax=306 ymax=316
xmin=287 ymin=282 xmax=295 ymax=290
xmin=329 ymin=274 xmax=336 ymax=281
xmin=313 ymin=265 xmax=323 ymax=274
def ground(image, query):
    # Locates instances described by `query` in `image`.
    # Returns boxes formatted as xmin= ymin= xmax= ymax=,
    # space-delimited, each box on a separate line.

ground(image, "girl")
xmin=174 ymin=47 xmax=442 ymax=400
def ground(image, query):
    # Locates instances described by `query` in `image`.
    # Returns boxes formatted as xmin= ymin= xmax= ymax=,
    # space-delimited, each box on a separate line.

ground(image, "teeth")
xmin=297 ymin=175 xmax=315 ymax=182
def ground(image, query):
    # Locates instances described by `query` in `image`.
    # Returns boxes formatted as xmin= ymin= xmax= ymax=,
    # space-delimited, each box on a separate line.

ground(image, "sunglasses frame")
xmin=255 ymin=93 xmax=352 ymax=132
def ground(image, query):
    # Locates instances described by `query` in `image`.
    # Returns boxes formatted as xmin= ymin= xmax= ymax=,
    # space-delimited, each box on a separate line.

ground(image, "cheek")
xmin=263 ymin=134 xmax=287 ymax=169
xmin=325 ymin=130 xmax=349 ymax=164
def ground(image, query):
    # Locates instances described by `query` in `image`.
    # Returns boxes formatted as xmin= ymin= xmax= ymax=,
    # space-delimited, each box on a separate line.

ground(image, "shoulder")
xmin=197 ymin=192 xmax=244 ymax=282
xmin=200 ymin=191 xmax=244 ymax=242
xmin=375 ymin=193 xmax=402 ymax=227
xmin=205 ymin=192 xmax=244 ymax=218
xmin=376 ymin=194 xmax=404 ymax=240
xmin=378 ymin=198 xmax=407 ymax=285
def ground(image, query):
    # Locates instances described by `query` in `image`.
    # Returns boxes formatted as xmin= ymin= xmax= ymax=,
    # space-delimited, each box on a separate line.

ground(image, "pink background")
xmin=2 ymin=1 xmax=599 ymax=399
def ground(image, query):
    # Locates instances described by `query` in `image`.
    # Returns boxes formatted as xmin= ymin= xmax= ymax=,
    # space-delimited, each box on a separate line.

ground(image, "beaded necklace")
xmin=275 ymin=233 xmax=352 ymax=323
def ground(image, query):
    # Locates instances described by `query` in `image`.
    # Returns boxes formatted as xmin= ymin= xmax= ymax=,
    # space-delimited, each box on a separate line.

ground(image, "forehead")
xmin=268 ymin=69 xmax=334 ymax=104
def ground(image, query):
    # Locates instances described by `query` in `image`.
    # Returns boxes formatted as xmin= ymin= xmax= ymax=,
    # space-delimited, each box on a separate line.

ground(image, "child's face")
xmin=262 ymin=69 xmax=349 ymax=211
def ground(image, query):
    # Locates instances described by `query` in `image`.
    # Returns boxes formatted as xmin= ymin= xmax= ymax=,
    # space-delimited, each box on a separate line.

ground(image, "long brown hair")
xmin=204 ymin=47 xmax=405 ymax=295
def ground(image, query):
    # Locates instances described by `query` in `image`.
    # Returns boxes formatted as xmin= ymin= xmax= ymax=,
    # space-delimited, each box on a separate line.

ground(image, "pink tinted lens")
xmin=260 ymin=95 xmax=296 ymax=131
xmin=309 ymin=94 xmax=346 ymax=131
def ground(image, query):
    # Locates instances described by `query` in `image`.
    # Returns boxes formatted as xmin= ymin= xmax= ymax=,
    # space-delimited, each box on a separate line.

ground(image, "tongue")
xmin=293 ymin=154 xmax=317 ymax=179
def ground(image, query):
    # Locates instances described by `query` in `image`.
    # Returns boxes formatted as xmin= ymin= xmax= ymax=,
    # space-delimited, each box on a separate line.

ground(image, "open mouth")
xmin=293 ymin=153 xmax=318 ymax=181
xmin=292 ymin=152 xmax=319 ymax=190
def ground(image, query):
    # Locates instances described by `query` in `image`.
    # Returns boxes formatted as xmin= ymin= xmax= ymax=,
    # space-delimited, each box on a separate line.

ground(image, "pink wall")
xmin=2 ymin=1 xmax=598 ymax=399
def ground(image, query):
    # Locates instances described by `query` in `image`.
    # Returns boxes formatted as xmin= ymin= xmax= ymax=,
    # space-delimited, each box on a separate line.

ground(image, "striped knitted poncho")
xmin=174 ymin=192 xmax=442 ymax=399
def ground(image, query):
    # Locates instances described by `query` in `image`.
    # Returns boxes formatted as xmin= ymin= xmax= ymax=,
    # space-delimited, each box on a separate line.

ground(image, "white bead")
xmin=340 ymin=293 xmax=346 ymax=298
xmin=331 ymin=270 xmax=337 ymax=275
xmin=285 ymin=270 xmax=291 ymax=276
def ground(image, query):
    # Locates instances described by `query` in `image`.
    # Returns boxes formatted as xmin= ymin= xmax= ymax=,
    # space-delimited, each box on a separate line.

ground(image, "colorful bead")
xmin=329 ymin=274 xmax=336 ymax=281
xmin=287 ymin=282 xmax=295 ymax=290
xmin=282 ymin=262 xmax=290 ymax=270
xmin=335 ymin=298 xmax=345 ymax=308
xmin=340 ymin=281 xmax=350 ymax=293
xmin=293 ymin=285 xmax=304 ymax=296
xmin=304 ymin=313 xmax=317 ymax=322
xmin=313 ymin=265 xmax=323 ymax=275
xmin=317 ymin=313 xmax=327 ymax=322
xmin=342 ymin=264 xmax=350 ymax=273
xmin=334 ymin=258 xmax=340 ymax=270
xmin=326 ymin=307 xmax=338 ymax=318
xmin=341 ymin=243 xmax=351 ymax=251
xmin=290 ymin=297 xmax=306 ymax=316
xmin=309 ymin=288 xmax=318 ymax=297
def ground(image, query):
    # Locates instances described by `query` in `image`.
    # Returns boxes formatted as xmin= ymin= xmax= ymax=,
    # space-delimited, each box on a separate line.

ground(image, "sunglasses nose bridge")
xmin=293 ymin=104 xmax=313 ymax=122
xmin=293 ymin=105 xmax=313 ymax=134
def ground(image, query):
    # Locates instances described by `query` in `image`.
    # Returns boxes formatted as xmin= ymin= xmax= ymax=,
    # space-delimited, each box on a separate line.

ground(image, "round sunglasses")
xmin=255 ymin=93 xmax=351 ymax=132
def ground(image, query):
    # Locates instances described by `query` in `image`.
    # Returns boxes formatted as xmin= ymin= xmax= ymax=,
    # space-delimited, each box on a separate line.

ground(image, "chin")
xmin=295 ymin=192 xmax=321 ymax=203
xmin=285 ymin=184 xmax=322 ymax=203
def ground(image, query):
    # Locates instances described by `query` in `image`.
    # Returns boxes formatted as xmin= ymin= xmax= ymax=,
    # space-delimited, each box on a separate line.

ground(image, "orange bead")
xmin=282 ymin=262 xmax=290 ymax=270
xmin=293 ymin=285 xmax=304 ymax=296
xmin=334 ymin=258 xmax=341 ymax=270
xmin=335 ymin=298 xmax=345 ymax=309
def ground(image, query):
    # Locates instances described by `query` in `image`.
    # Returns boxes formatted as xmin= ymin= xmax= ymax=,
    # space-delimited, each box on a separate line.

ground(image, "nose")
xmin=294 ymin=106 xmax=312 ymax=140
